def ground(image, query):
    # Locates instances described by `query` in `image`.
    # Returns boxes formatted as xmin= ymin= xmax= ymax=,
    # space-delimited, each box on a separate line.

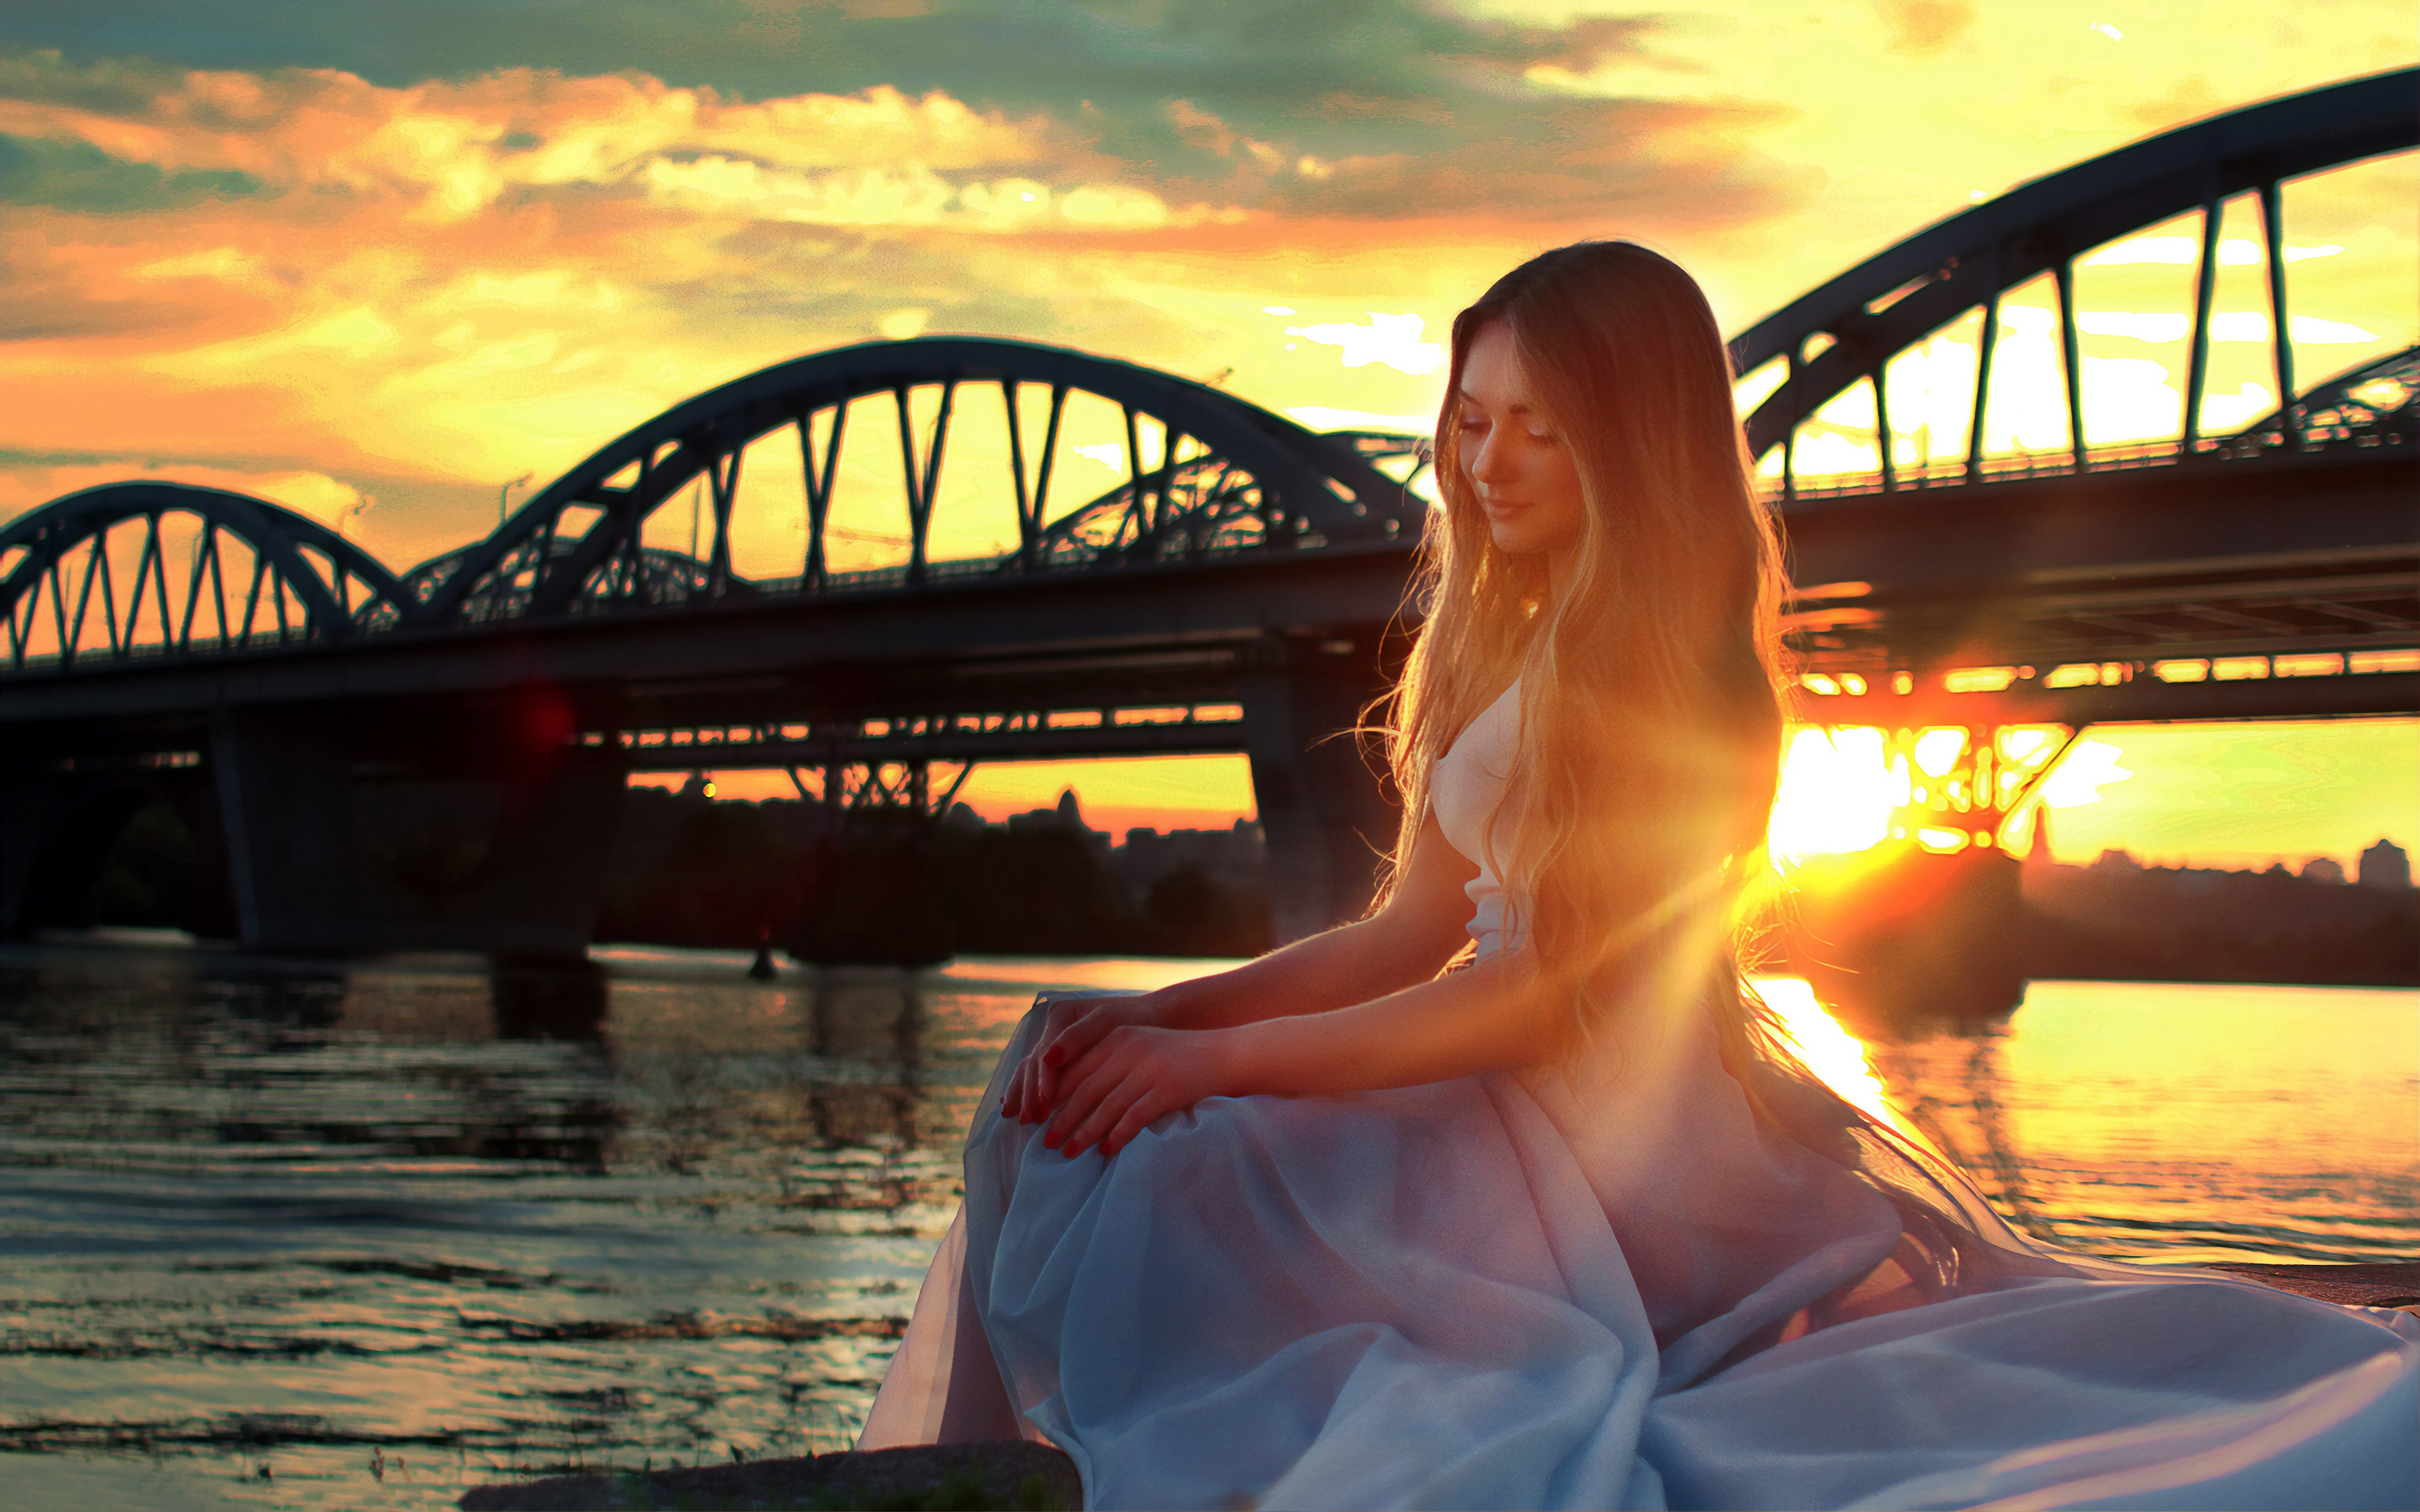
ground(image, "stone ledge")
xmin=458 ymin=1440 xmax=1077 ymax=1511
xmin=458 ymin=1264 xmax=2420 ymax=1509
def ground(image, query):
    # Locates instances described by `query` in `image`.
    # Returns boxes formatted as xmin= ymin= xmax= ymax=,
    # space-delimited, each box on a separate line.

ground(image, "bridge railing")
xmin=592 ymin=700 xmax=1256 ymax=772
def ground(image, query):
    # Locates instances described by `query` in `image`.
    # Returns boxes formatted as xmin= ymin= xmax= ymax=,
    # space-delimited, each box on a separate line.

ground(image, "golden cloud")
xmin=0 ymin=460 xmax=372 ymax=531
xmin=1 ymin=63 xmax=1121 ymax=224
xmin=8 ymin=32 xmax=2402 ymax=587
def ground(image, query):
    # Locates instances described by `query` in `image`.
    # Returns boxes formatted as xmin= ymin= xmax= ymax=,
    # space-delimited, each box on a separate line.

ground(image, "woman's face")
xmin=1455 ymin=321 xmax=1585 ymax=561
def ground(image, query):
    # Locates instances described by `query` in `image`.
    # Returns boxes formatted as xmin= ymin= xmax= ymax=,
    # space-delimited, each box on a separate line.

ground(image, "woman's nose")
xmin=1469 ymin=429 xmax=1516 ymax=484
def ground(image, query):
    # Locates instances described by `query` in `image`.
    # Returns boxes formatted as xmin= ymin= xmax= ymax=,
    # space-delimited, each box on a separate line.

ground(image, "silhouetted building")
xmin=2358 ymin=839 xmax=2412 ymax=890
xmin=2301 ymin=856 xmax=2347 ymax=885
xmin=1008 ymin=788 xmax=1110 ymax=862
xmin=1112 ymin=820 xmax=1269 ymax=904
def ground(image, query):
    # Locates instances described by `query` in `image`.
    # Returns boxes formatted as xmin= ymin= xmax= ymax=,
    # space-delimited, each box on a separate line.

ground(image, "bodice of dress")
xmin=1427 ymin=677 xmax=1903 ymax=1349
xmin=1430 ymin=680 xmax=1525 ymax=959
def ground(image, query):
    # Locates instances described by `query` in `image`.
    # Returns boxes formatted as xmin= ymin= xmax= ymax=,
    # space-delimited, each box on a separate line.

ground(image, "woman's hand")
xmin=1000 ymin=992 xmax=1167 ymax=1125
xmin=1040 ymin=1024 xmax=1242 ymax=1160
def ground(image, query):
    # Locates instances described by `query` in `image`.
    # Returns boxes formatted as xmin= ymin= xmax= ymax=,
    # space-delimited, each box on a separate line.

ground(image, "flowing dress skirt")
xmin=863 ymin=999 xmax=2419 ymax=1510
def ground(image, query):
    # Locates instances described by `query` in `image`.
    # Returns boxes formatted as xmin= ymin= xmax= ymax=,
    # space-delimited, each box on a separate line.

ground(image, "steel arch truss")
xmin=0 ymin=482 xmax=409 ymax=673
xmin=408 ymin=338 xmax=1428 ymax=629
xmin=2218 ymin=344 xmax=2419 ymax=460
xmin=1729 ymin=69 xmax=2417 ymax=499
xmin=793 ymin=757 xmax=976 ymax=822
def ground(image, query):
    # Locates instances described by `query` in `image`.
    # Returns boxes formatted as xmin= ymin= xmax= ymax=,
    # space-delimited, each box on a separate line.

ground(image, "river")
xmin=1 ymin=939 xmax=2413 ymax=1509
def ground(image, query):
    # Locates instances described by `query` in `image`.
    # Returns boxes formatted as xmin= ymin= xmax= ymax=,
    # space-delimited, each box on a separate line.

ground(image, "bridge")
xmin=3 ymin=69 xmax=2412 ymax=960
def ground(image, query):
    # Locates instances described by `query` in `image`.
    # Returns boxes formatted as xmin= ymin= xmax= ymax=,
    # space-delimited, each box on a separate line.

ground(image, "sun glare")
xmin=2036 ymin=739 xmax=2133 ymax=809
xmin=1911 ymin=728 xmax=1965 ymax=778
xmin=1769 ymin=726 xmax=1894 ymax=864
xmin=1768 ymin=720 xmax=2104 ymax=867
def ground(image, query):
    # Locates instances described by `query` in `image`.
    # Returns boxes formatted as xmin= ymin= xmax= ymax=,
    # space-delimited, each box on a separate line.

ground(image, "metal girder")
xmin=0 ymin=538 xmax=1415 ymax=728
xmin=400 ymin=337 xmax=1426 ymax=631
xmin=606 ymin=713 xmax=1251 ymax=770
xmin=1794 ymin=669 xmax=2418 ymax=726
xmin=1731 ymin=69 xmax=2417 ymax=478
xmin=1782 ymin=446 xmax=2418 ymax=668
xmin=0 ymin=481 xmax=410 ymax=672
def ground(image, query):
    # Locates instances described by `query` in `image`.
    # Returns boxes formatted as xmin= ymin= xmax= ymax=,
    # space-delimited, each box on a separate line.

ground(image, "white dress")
xmin=863 ymin=683 xmax=2419 ymax=1510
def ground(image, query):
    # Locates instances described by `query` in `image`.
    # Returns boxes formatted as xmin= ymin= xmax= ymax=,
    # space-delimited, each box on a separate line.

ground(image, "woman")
xmin=860 ymin=243 xmax=2418 ymax=1509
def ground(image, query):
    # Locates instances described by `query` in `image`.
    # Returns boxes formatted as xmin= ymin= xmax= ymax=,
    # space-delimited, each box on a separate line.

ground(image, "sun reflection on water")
xmin=1750 ymin=975 xmax=1903 ymax=1132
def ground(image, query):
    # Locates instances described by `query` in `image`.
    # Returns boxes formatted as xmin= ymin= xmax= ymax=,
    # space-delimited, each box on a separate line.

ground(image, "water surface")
xmin=1 ymin=942 xmax=2411 ymax=1509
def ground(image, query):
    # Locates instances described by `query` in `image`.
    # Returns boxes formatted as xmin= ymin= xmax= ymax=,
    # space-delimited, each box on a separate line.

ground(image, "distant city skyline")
xmin=2015 ymin=719 xmax=2416 ymax=872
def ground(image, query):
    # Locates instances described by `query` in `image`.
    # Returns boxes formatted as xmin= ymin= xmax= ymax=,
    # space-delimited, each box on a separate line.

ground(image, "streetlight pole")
xmin=498 ymin=472 xmax=533 ymax=527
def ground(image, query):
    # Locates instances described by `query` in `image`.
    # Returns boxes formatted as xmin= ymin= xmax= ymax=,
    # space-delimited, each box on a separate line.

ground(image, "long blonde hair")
xmin=1382 ymin=241 xmax=1792 ymax=1068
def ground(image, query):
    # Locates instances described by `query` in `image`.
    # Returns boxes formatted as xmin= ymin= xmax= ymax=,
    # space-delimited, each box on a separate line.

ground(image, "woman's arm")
xmin=1038 ymin=946 xmax=1563 ymax=1159
xmin=997 ymin=813 xmax=1477 ymax=1121
xmin=1154 ymin=811 xmax=1480 ymax=1028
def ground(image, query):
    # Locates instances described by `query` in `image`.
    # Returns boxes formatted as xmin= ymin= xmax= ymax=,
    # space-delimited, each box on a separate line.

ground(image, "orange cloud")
xmin=0 ymin=459 xmax=371 ymax=531
xmin=0 ymin=62 xmax=1154 ymax=227
xmin=1874 ymin=0 xmax=1978 ymax=59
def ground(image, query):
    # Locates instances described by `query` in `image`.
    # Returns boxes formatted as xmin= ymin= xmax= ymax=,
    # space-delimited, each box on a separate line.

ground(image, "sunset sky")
xmin=3 ymin=1 xmax=2412 ymax=866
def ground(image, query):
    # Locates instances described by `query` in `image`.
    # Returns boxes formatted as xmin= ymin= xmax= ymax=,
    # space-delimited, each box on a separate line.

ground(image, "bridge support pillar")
xmin=0 ymin=770 xmax=61 ymax=934
xmin=1238 ymin=636 xmax=1397 ymax=943
xmin=210 ymin=705 xmax=625 ymax=956
xmin=1 ymin=762 xmax=238 ymax=938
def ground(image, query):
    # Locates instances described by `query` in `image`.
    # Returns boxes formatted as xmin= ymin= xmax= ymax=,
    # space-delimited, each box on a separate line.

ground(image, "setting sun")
xmin=1770 ymin=727 xmax=1894 ymax=864
xmin=1768 ymin=720 xmax=2085 ymax=865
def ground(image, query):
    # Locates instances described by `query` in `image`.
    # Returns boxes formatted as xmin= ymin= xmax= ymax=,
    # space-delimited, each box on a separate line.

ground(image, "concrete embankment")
xmin=460 ymin=1263 xmax=2419 ymax=1511
xmin=459 ymin=1439 xmax=1080 ymax=1511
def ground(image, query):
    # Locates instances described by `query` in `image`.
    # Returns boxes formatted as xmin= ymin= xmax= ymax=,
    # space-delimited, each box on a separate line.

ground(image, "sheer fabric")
xmin=1431 ymin=679 xmax=1524 ymax=961
xmin=861 ymin=693 xmax=2420 ymax=1509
